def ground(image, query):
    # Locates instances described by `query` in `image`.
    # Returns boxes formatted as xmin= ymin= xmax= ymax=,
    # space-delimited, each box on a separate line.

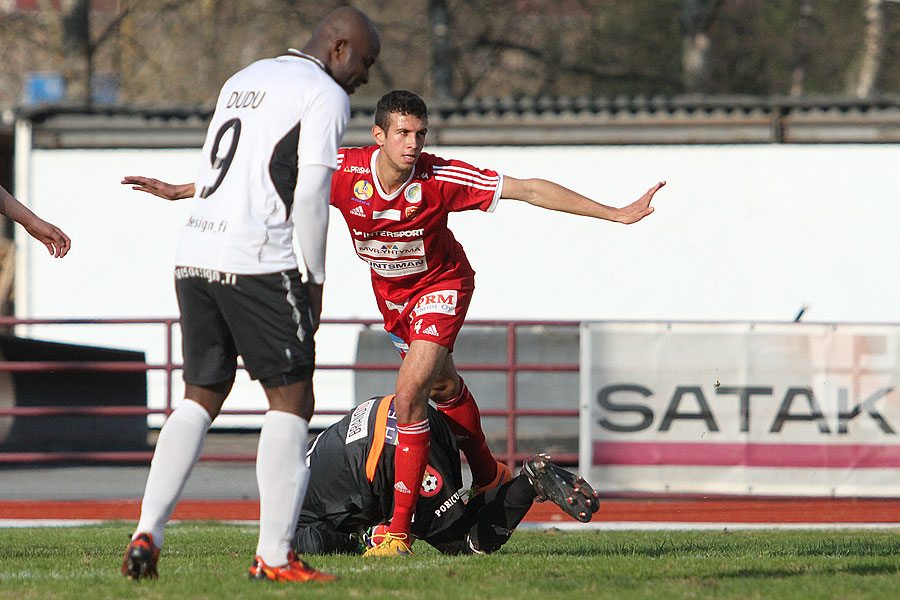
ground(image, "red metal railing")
xmin=0 ymin=317 xmax=579 ymax=466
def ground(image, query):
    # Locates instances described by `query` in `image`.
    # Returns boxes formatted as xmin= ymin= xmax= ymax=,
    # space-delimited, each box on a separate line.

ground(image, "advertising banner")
xmin=579 ymin=322 xmax=900 ymax=497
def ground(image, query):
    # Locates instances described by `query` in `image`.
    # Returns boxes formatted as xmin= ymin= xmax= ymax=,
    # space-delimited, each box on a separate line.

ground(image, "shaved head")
xmin=303 ymin=7 xmax=380 ymax=94
xmin=311 ymin=7 xmax=379 ymax=50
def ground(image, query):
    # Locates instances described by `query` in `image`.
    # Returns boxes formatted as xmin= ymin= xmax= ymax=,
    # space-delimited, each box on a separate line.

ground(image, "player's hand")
xmin=24 ymin=217 xmax=71 ymax=258
xmin=617 ymin=181 xmax=666 ymax=225
xmin=121 ymin=176 xmax=194 ymax=201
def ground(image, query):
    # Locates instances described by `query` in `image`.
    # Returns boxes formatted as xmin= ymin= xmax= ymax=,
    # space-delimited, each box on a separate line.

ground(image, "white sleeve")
xmin=298 ymin=86 xmax=349 ymax=169
xmin=292 ymin=164 xmax=333 ymax=284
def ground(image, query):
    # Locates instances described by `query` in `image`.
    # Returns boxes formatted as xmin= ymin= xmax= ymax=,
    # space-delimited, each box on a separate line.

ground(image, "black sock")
xmin=467 ymin=475 xmax=536 ymax=553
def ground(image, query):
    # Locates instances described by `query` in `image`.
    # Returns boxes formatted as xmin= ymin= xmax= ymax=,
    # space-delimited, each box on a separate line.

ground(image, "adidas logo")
xmin=394 ymin=481 xmax=412 ymax=494
xmin=350 ymin=206 xmax=366 ymax=217
xmin=423 ymin=325 xmax=439 ymax=336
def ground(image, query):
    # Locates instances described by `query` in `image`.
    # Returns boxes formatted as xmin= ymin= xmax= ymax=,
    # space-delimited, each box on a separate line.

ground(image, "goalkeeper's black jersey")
xmin=299 ymin=395 xmax=467 ymax=542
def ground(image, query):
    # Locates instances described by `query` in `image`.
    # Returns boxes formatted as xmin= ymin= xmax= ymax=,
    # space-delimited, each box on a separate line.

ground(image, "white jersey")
xmin=175 ymin=50 xmax=349 ymax=274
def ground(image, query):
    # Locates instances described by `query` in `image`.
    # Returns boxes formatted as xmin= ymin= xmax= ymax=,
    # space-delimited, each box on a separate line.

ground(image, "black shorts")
xmin=174 ymin=267 xmax=315 ymax=388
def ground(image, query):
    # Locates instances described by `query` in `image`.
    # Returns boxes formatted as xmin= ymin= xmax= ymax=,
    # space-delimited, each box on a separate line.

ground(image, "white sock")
xmin=255 ymin=410 xmax=309 ymax=566
xmin=134 ymin=399 xmax=212 ymax=549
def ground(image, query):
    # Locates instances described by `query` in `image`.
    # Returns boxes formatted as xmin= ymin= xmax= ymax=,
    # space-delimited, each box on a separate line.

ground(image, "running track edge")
xmin=2 ymin=498 xmax=899 ymax=524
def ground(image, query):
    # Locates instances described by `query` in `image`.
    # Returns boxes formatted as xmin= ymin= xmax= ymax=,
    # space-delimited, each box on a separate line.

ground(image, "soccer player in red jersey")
xmin=124 ymin=90 xmax=664 ymax=557
xmin=331 ymin=90 xmax=664 ymax=555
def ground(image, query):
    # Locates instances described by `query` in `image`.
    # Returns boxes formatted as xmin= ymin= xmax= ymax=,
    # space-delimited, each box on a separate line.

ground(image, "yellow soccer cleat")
xmin=362 ymin=531 xmax=412 ymax=557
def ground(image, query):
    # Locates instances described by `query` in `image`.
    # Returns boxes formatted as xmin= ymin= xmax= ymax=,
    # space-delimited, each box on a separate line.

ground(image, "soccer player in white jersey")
xmin=330 ymin=90 xmax=665 ymax=556
xmin=120 ymin=7 xmax=379 ymax=582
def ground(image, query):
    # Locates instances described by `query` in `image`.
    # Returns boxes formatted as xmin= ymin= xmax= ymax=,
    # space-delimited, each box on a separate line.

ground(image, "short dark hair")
xmin=374 ymin=90 xmax=428 ymax=131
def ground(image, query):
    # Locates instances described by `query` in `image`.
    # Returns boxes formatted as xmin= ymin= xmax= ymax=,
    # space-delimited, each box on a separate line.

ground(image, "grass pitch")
xmin=0 ymin=523 xmax=898 ymax=599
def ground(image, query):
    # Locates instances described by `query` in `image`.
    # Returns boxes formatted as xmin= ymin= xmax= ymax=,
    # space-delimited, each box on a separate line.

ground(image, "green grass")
xmin=1 ymin=524 xmax=899 ymax=599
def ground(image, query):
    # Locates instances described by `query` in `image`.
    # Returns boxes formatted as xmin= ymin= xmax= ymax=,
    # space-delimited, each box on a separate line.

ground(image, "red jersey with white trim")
xmin=331 ymin=145 xmax=503 ymax=305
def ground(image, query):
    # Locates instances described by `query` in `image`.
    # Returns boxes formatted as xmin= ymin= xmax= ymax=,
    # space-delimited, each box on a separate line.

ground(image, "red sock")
xmin=389 ymin=419 xmax=430 ymax=536
xmin=435 ymin=377 xmax=497 ymax=487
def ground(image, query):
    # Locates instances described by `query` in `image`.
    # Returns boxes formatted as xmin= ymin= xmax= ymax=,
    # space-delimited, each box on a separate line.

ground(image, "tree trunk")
xmin=680 ymin=0 xmax=718 ymax=93
xmin=61 ymin=0 xmax=92 ymax=105
xmin=430 ymin=0 xmax=453 ymax=101
xmin=856 ymin=0 xmax=885 ymax=98
xmin=790 ymin=0 xmax=814 ymax=96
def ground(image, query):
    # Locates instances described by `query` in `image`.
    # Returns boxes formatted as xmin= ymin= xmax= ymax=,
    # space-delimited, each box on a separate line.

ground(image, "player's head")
xmin=372 ymin=90 xmax=428 ymax=171
xmin=305 ymin=7 xmax=380 ymax=95
xmin=374 ymin=90 xmax=428 ymax=132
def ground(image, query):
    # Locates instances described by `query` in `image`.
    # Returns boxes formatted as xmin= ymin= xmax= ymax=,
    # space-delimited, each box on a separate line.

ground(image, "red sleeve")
xmin=330 ymin=147 xmax=351 ymax=207
xmin=429 ymin=154 xmax=502 ymax=213
xmin=329 ymin=175 xmax=340 ymax=207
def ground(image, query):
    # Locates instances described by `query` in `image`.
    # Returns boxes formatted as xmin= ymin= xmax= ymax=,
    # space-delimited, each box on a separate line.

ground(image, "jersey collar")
xmin=285 ymin=49 xmax=327 ymax=72
xmin=370 ymin=149 xmax=416 ymax=202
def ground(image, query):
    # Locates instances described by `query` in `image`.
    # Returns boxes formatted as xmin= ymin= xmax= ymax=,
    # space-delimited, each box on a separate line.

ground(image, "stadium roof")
xmin=15 ymin=94 xmax=900 ymax=149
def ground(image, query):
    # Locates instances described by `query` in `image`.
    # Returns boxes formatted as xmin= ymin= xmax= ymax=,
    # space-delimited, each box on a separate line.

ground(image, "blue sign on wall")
xmin=24 ymin=72 xmax=66 ymax=105
xmin=23 ymin=72 xmax=120 ymax=105
xmin=91 ymin=73 xmax=119 ymax=105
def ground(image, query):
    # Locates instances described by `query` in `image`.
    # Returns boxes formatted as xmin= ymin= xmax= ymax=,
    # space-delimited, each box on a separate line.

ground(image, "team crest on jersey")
xmin=404 ymin=182 xmax=422 ymax=204
xmin=354 ymin=180 xmax=374 ymax=201
xmin=405 ymin=206 xmax=420 ymax=220
xmin=420 ymin=464 xmax=443 ymax=497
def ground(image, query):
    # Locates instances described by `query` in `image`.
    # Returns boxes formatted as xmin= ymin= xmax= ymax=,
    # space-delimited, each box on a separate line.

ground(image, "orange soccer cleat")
xmin=121 ymin=532 xmax=160 ymax=580
xmin=248 ymin=551 xmax=338 ymax=582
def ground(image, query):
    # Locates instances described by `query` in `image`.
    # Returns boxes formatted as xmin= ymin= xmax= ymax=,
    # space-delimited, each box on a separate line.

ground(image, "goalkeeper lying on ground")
xmin=294 ymin=395 xmax=600 ymax=555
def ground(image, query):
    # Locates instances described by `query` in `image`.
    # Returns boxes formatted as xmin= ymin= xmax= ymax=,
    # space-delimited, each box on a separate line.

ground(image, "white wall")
xmin=441 ymin=144 xmax=900 ymax=324
xmin=16 ymin=143 xmax=900 ymax=423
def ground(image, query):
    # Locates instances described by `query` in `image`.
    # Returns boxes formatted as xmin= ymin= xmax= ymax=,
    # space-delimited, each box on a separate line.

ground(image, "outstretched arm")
xmin=121 ymin=176 xmax=195 ymax=201
xmin=0 ymin=185 xmax=71 ymax=258
xmin=500 ymin=176 xmax=665 ymax=225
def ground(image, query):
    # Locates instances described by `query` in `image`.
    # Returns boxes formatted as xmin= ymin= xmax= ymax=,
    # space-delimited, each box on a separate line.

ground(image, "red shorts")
xmin=376 ymin=286 xmax=473 ymax=356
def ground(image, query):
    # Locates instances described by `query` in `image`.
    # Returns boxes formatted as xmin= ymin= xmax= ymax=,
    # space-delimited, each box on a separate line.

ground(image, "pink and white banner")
xmin=578 ymin=322 xmax=900 ymax=497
